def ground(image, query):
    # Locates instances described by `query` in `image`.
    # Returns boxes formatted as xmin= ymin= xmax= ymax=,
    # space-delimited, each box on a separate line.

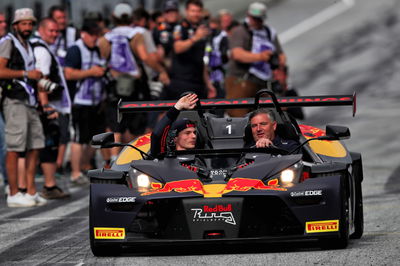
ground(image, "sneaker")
xmin=7 ymin=192 xmax=36 ymax=207
xmin=40 ymin=186 xmax=70 ymax=199
xmin=25 ymin=193 xmax=48 ymax=206
xmin=70 ymin=174 xmax=89 ymax=186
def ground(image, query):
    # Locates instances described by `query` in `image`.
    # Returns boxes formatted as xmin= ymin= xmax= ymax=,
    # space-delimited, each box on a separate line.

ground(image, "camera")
xmin=269 ymin=53 xmax=280 ymax=70
xmin=271 ymin=80 xmax=284 ymax=94
xmin=102 ymin=67 xmax=115 ymax=84
xmin=38 ymin=79 xmax=63 ymax=93
xmin=40 ymin=109 xmax=60 ymax=148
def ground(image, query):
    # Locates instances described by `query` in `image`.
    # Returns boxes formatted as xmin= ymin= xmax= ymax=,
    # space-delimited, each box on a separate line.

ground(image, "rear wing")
xmin=118 ymin=93 xmax=356 ymax=122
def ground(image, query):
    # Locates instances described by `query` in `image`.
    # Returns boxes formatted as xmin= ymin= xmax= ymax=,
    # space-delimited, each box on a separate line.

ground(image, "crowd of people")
xmin=0 ymin=0 xmax=292 ymax=208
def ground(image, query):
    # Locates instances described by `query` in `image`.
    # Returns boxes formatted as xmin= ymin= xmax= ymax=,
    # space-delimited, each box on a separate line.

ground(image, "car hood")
xmin=131 ymin=154 xmax=302 ymax=183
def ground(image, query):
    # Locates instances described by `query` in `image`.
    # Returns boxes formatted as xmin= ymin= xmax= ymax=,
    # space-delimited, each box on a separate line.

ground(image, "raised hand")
xmin=174 ymin=93 xmax=199 ymax=110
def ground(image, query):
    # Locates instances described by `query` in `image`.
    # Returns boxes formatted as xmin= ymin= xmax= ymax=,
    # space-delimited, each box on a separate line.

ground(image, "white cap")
xmin=248 ymin=2 xmax=267 ymax=19
xmin=12 ymin=8 xmax=37 ymax=24
xmin=113 ymin=3 xmax=133 ymax=19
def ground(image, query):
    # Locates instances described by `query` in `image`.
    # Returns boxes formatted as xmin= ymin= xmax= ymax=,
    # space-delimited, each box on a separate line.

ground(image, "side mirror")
xmin=324 ymin=125 xmax=351 ymax=140
xmin=91 ymin=132 xmax=116 ymax=148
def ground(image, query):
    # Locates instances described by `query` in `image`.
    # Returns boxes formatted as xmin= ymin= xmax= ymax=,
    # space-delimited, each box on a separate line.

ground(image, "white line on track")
xmin=280 ymin=0 xmax=355 ymax=44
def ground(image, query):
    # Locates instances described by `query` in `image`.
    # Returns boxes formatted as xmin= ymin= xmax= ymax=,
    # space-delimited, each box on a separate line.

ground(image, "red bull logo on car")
xmin=299 ymin=124 xmax=326 ymax=138
xmin=203 ymin=204 xmax=232 ymax=212
xmin=134 ymin=134 xmax=151 ymax=147
xmin=224 ymin=178 xmax=285 ymax=192
xmin=141 ymin=178 xmax=286 ymax=197
xmin=299 ymin=124 xmax=347 ymax=158
xmin=192 ymin=204 xmax=236 ymax=225
xmin=141 ymin=179 xmax=204 ymax=196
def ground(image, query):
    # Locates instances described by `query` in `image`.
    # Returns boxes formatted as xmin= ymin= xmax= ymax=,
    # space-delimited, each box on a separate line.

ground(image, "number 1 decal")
xmin=226 ymin=124 xmax=232 ymax=135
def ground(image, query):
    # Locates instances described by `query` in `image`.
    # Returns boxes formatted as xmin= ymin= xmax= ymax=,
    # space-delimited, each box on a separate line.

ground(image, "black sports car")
xmin=88 ymin=90 xmax=363 ymax=256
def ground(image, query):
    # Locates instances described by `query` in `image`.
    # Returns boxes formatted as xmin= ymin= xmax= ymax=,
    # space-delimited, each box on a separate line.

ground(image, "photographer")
xmin=0 ymin=8 xmax=46 ymax=207
xmin=225 ymin=2 xmax=286 ymax=117
xmin=98 ymin=3 xmax=170 ymax=163
xmin=48 ymin=5 xmax=79 ymax=66
xmin=153 ymin=0 xmax=181 ymax=71
xmin=64 ymin=20 xmax=106 ymax=185
xmin=32 ymin=17 xmax=71 ymax=199
xmin=164 ymin=0 xmax=216 ymax=100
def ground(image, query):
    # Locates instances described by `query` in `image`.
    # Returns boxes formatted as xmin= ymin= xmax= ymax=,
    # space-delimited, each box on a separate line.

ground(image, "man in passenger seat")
xmin=246 ymin=108 xmax=299 ymax=152
xmin=150 ymin=93 xmax=199 ymax=156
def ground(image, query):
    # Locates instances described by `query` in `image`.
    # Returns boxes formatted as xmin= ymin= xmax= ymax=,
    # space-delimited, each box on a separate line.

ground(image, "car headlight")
xmin=129 ymin=169 xmax=162 ymax=192
xmin=279 ymin=163 xmax=303 ymax=187
xmin=137 ymin=173 xmax=150 ymax=188
xmin=281 ymin=169 xmax=295 ymax=183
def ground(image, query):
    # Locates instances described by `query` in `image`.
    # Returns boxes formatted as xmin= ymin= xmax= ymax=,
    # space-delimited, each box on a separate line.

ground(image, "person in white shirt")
xmin=32 ymin=17 xmax=71 ymax=199
xmin=48 ymin=5 xmax=79 ymax=66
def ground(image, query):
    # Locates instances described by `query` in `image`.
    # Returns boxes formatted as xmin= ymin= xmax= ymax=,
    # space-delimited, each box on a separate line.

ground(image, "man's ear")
xmin=273 ymin=121 xmax=277 ymax=131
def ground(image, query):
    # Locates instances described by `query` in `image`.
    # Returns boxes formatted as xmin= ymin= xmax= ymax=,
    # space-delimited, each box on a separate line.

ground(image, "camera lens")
xmin=38 ymin=79 xmax=61 ymax=93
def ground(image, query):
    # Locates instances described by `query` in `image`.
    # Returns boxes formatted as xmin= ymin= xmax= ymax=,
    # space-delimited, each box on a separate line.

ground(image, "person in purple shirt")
xmin=64 ymin=21 xmax=106 ymax=185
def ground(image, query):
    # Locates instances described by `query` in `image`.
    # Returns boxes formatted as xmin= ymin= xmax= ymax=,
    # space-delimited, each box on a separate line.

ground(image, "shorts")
xmin=105 ymin=101 xmax=147 ymax=135
xmin=39 ymin=146 xmax=58 ymax=163
xmin=71 ymin=104 xmax=105 ymax=144
xmin=3 ymin=98 xmax=45 ymax=152
xmin=58 ymin=113 xmax=71 ymax=144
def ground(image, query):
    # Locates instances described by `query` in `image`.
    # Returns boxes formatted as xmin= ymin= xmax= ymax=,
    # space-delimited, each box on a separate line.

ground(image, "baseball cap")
xmin=12 ymin=8 xmax=37 ymax=25
xmin=248 ymin=2 xmax=267 ymax=19
xmin=113 ymin=3 xmax=133 ymax=19
xmin=171 ymin=119 xmax=196 ymax=135
xmin=163 ymin=0 xmax=179 ymax=12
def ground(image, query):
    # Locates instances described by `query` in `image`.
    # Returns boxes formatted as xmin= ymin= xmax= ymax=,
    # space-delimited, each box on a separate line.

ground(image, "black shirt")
xmin=170 ymin=19 xmax=206 ymax=85
xmin=153 ymin=22 xmax=176 ymax=57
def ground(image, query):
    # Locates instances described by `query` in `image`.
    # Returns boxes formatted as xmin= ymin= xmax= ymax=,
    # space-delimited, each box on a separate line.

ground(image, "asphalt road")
xmin=1 ymin=0 xmax=400 ymax=265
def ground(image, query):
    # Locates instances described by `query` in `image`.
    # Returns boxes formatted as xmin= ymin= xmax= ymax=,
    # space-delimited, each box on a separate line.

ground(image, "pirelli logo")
xmin=94 ymin=227 xmax=125 ymax=239
xmin=306 ymin=220 xmax=339 ymax=233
